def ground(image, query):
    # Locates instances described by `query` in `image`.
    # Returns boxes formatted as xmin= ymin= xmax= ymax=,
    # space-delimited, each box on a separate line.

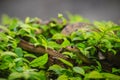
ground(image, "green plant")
xmin=0 ymin=14 xmax=120 ymax=80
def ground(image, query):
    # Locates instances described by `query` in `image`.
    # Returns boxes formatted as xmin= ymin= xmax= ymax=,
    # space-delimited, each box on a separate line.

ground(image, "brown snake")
xmin=61 ymin=22 xmax=94 ymax=35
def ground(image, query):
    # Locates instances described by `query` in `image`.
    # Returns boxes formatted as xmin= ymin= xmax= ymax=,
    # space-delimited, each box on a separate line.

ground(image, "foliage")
xmin=0 ymin=14 xmax=120 ymax=80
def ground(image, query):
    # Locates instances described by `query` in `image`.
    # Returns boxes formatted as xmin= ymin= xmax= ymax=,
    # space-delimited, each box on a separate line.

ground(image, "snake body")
xmin=61 ymin=22 xmax=94 ymax=35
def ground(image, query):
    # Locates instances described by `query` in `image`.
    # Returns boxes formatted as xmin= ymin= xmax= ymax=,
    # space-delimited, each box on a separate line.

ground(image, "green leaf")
xmin=96 ymin=61 xmax=102 ymax=72
xmin=47 ymin=41 xmax=60 ymax=49
xmin=85 ymin=71 xmax=104 ymax=79
xmin=1 ymin=14 xmax=11 ymax=25
xmin=30 ymin=54 xmax=48 ymax=67
xmin=8 ymin=72 xmax=23 ymax=80
xmin=61 ymin=38 xmax=71 ymax=48
xmin=58 ymin=13 xmax=63 ymax=18
xmin=92 ymin=31 xmax=102 ymax=41
xmin=102 ymin=73 xmax=120 ymax=80
xmin=38 ymin=70 xmax=47 ymax=80
xmin=58 ymin=58 xmax=73 ymax=67
xmin=76 ymin=43 xmax=86 ymax=48
xmin=93 ymin=21 xmax=107 ymax=32
xmin=73 ymin=67 xmax=85 ymax=75
xmin=25 ymin=17 xmax=30 ymax=23
xmin=62 ymin=52 xmax=75 ymax=58
xmin=49 ymin=22 xmax=56 ymax=27
xmin=101 ymin=39 xmax=112 ymax=49
xmin=8 ymin=70 xmax=46 ymax=80
xmin=15 ymin=47 xmax=23 ymax=57
xmin=1 ymin=51 xmax=18 ymax=58
xmin=37 ymin=35 xmax=48 ymax=48
xmin=0 ymin=62 xmax=9 ymax=70
xmin=52 ymin=33 xmax=65 ymax=39
xmin=112 ymin=68 xmax=120 ymax=74
xmin=70 ymin=31 xmax=84 ymax=41
xmin=24 ymin=53 xmax=37 ymax=59
xmin=67 ymin=13 xmax=89 ymax=23
xmin=58 ymin=13 xmax=67 ymax=25
xmin=9 ymin=18 xmax=19 ymax=30
xmin=57 ymin=75 xmax=68 ymax=80
xmin=0 ymin=32 xmax=9 ymax=42
xmin=48 ymin=64 xmax=64 ymax=75
xmin=41 ymin=38 xmax=47 ymax=49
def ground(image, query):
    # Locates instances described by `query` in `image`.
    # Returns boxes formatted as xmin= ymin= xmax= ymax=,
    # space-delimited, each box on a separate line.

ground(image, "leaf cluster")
xmin=0 ymin=14 xmax=120 ymax=80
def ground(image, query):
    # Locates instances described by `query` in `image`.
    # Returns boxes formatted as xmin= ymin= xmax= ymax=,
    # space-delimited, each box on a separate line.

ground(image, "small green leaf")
xmin=37 ymin=35 xmax=48 ymax=49
xmin=47 ymin=41 xmax=60 ymax=49
xmin=1 ymin=51 xmax=17 ymax=57
xmin=9 ymin=18 xmax=18 ymax=30
xmin=58 ymin=13 xmax=67 ymax=25
xmin=73 ymin=67 xmax=85 ymax=75
xmin=41 ymin=38 xmax=47 ymax=49
xmin=1 ymin=14 xmax=11 ymax=25
xmin=112 ymin=68 xmax=120 ymax=73
xmin=62 ymin=52 xmax=74 ymax=58
xmin=0 ymin=32 xmax=9 ymax=42
xmin=102 ymin=73 xmax=120 ymax=79
xmin=61 ymin=38 xmax=70 ymax=48
xmin=76 ymin=43 xmax=86 ymax=48
xmin=15 ymin=66 xmax=23 ymax=72
xmin=58 ymin=58 xmax=73 ymax=67
xmin=67 ymin=13 xmax=89 ymax=23
xmin=48 ymin=64 xmax=64 ymax=75
xmin=52 ymin=33 xmax=65 ymax=39
xmin=25 ymin=17 xmax=30 ymax=23
xmin=85 ymin=71 xmax=104 ymax=79
xmin=57 ymin=75 xmax=68 ymax=80
xmin=92 ymin=31 xmax=102 ymax=41
xmin=0 ymin=62 xmax=9 ymax=70
xmin=24 ymin=53 xmax=37 ymax=59
xmin=96 ymin=61 xmax=102 ymax=72
xmin=38 ymin=70 xmax=47 ymax=80
xmin=70 ymin=31 xmax=84 ymax=41
xmin=50 ymin=23 xmax=56 ymax=27
xmin=15 ymin=47 xmax=23 ymax=57
xmin=8 ymin=72 xmax=23 ymax=80
xmin=30 ymin=54 xmax=48 ymax=67
xmin=58 ymin=13 xmax=63 ymax=18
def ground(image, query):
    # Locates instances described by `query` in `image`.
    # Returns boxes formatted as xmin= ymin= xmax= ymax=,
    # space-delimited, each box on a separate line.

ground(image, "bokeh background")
xmin=0 ymin=0 xmax=120 ymax=23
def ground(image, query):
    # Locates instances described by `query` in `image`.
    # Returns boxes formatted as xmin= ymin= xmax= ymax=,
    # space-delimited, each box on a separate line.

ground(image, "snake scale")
xmin=61 ymin=22 xmax=94 ymax=35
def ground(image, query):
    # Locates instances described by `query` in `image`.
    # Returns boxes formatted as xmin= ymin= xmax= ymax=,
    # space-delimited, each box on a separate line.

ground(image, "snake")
xmin=61 ymin=22 xmax=94 ymax=35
